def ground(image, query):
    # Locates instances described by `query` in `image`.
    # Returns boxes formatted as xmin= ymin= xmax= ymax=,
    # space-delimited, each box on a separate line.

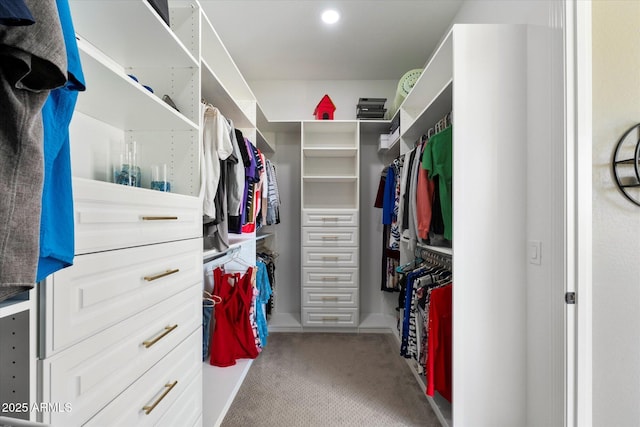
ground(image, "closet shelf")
xmin=0 ymin=293 xmax=31 ymax=318
xmin=201 ymin=59 xmax=254 ymax=128
xmin=256 ymin=233 xmax=274 ymax=242
xmin=416 ymin=242 xmax=452 ymax=257
xmin=377 ymin=134 xmax=401 ymax=154
xmin=400 ymin=28 xmax=453 ymax=117
xmin=303 ymin=148 xmax=358 ymax=157
xmin=76 ymin=41 xmax=199 ymax=132
xmin=302 ymin=176 xmax=358 ymax=183
xmin=402 ymin=80 xmax=452 ymax=142
xmin=69 ymin=0 xmax=198 ymax=69
xmin=201 ymin=10 xmax=255 ymax=103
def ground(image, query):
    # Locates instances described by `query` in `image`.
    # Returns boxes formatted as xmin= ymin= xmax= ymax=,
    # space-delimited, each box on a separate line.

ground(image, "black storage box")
xmin=147 ymin=0 xmax=170 ymax=26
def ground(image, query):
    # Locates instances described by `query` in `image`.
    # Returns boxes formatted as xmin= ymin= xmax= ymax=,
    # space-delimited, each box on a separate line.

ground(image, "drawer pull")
xmin=322 ymin=276 xmax=339 ymax=282
xmin=321 ymin=236 xmax=339 ymax=240
xmin=142 ymin=380 xmax=178 ymax=415
xmin=142 ymin=216 xmax=178 ymax=221
xmin=321 ymin=217 xmax=339 ymax=222
xmin=142 ymin=324 xmax=178 ymax=348
xmin=144 ymin=268 xmax=180 ymax=282
xmin=323 ymin=316 xmax=339 ymax=321
xmin=322 ymin=256 xmax=339 ymax=261
xmin=321 ymin=296 xmax=339 ymax=301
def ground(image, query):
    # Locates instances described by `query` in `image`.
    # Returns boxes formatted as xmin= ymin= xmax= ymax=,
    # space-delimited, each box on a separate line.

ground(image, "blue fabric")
xmin=255 ymin=260 xmax=272 ymax=347
xmin=36 ymin=0 xmax=86 ymax=282
xmin=202 ymin=304 xmax=213 ymax=360
xmin=0 ymin=0 xmax=35 ymax=26
xmin=382 ymin=165 xmax=396 ymax=225
xmin=400 ymin=268 xmax=427 ymax=357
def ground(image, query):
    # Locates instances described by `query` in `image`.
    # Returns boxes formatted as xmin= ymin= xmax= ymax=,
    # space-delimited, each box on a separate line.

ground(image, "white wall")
xmin=270 ymin=132 xmax=301 ymax=317
xmin=592 ymin=3 xmax=640 ymax=426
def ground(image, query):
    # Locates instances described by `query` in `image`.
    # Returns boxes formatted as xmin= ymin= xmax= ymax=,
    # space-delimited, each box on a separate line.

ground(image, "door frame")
xmin=564 ymin=1 xmax=593 ymax=426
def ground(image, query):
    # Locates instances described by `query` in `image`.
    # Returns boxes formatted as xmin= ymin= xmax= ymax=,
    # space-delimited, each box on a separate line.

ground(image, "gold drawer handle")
xmin=142 ymin=380 xmax=178 ymax=415
xmin=321 ymin=296 xmax=339 ymax=301
xmin=144 ymin=268 xmax=180 ymax=282
xmin=322 ymin=256 xmax=339 ymax=261
xmin=322 ymin=276 xmax=339 ymax=282
xmin=142 ymin=324 xmax=178 ymax=348
xmin=142 ymin=216 xmax=178 ymax=221
xmin=322 ymin=316 xmax=339 ymax=321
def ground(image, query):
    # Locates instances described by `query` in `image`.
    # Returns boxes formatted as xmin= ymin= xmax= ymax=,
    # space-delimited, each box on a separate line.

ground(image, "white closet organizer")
xmin=392 ymin=24 xmax=530 ymax=426
xmin=200 ymin=6 xmax=275 ymax=427
xmin=301 ymin=121 xmax=360 ymax=328
xmin=39 ymin=2 xmax=204 ymax=426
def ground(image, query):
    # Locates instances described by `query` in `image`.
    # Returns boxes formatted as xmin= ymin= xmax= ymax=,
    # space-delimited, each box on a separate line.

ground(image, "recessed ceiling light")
xmin=321 ymin=9 xmax=340 ymax=25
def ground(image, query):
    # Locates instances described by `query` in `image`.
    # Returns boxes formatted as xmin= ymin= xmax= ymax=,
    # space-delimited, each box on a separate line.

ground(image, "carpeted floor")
xmin=220 ymin=332 xmax=441 ymax=427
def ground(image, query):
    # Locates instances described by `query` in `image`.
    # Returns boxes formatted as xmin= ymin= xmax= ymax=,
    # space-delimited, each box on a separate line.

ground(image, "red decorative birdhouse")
xmin=314 ymin=94 xmax=336 ymax=120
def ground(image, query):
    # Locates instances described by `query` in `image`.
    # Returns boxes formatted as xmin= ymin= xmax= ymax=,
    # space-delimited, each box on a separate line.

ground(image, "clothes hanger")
xmin=395 ymin=257 xmax=425 ymax=274
xmin=203 ymin=290 xmax=222 ymax=307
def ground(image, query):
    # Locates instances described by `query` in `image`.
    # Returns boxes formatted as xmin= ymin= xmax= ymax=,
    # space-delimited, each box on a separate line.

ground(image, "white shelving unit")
xmin=199 ymin=6 xmax=276 ymax=427
xmin=34 ymin=1 xmax=275 ymax=426
xmin=391 ymin=24 xmax=531 ymax=426
xmin=300 ymin=121 xmax=360 ymax=329
xmin=0 ymin=291 xmax=36 ymax=422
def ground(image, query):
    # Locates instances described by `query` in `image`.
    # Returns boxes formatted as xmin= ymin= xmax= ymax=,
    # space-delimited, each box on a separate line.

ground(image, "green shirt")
xmin=421 ymin=126 xmax=452 ymax=240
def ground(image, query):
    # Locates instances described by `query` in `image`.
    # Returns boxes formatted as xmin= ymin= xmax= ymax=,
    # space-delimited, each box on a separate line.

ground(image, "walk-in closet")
xmin=1 ymin=0 xmax=602 ymax=426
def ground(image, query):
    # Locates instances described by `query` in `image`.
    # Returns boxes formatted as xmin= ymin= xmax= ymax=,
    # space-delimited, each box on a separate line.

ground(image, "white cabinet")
xmin=301 ymin=122 xmax=360 ymax=328
xmin=38 ymin=2 xmax=204 ymax=426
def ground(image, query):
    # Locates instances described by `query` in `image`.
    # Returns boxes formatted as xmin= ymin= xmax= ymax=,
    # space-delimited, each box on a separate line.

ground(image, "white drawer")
xmin=302 ymin=209 xmax=358 ymax=227
xmin=40 ymin=284 xmax=201 ymax=427
xmin=302 ymin=267 xmax=358 ymax=287
xmin=43 ymin=238 xmax=202 ymax=355
xmin=85 ymin=329 xmax=201 ymax=427
xmin=302 ymin=287 xmax=358 ymax=308
xmin=302 ymin=247 xmax=358 ymax=268
xmin=157 ymin=369 xmax=202 ymax=427
xmin=302 ymin=308 xmax=359 ymax=327
xmin=73 ymin=178 xmax=201 ymax=254
xmin=302 ymin=227 xmax=358 ymax=247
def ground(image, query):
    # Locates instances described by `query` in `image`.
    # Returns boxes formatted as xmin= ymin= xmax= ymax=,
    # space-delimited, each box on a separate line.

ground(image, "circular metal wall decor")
xmin=612 ymin=123 xmax=640 ymax=207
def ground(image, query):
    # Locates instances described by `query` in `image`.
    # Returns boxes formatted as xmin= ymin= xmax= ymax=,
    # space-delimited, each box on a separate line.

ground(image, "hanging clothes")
xmin=201 ymin=104 xmax=233 ymax=220
xmin=37 ymin=0 xmax=86 ymax=282
xmin=376 ymin=164 xmax=401 ymax=292
xmin=226 ymin=126 xmax=246 ymax=234
xmin=426 ymin=283 xmax=452 ymax=402
xmin=0 ymin=0 xmax=67 ymax=300
xmin=254 ymin=259 xmax=272 ymax=346
xmin=421 ymin=126 xmax=453 ymax=241
xmin=257 ymin=250 xmax=277 ymax=316
xmin=209 ymin=266 xmax=259 ymax=367
xmin=264 ymin=159 xmax=281 ymax=226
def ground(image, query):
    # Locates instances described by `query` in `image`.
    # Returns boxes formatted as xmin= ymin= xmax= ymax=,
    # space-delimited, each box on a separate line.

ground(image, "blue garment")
xmin=255 ymin=260 xmax=272 ymax=347
xmin=382 ymin=165 xmax=396 ymax=225
xmin=202 ymin=304 xmax=213 ymax=360
xmin=36 ymin=0 xmax=85 ymax=282
xmin=400 ymin=268 xmax=427 ymax=358
xmin=0 ymin=0 xmax=66 ymax=299
xmin=0 ymin=0 xmax=35 ymax=26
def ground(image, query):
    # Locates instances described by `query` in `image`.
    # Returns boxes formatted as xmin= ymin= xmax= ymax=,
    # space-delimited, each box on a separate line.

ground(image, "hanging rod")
xmin=203 ymin=245 xmax=241 ymax=265
xmin=415 ymin=245 xmax=452 ymax=270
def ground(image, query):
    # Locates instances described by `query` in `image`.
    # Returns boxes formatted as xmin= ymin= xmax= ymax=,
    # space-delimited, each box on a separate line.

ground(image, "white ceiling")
xmin=199 ymin=1 xmax=464 ymax=82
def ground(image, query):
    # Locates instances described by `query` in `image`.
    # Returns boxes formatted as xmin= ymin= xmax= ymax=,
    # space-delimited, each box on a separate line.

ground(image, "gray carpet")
xmin=220 ymin=332 xmax=441 ymax=427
